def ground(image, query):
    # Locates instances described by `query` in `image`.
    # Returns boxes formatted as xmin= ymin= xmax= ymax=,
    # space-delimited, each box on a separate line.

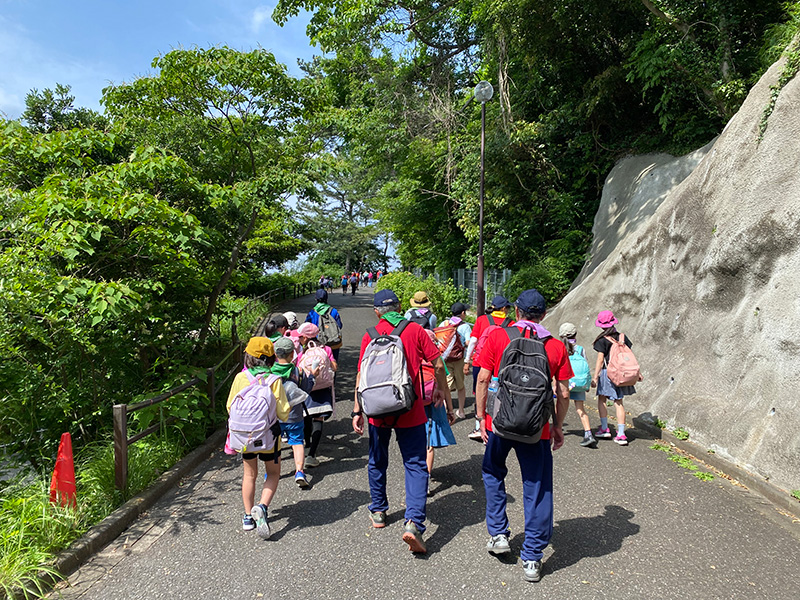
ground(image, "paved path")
xmin=53 ymin=289 xmax=800 ymax=599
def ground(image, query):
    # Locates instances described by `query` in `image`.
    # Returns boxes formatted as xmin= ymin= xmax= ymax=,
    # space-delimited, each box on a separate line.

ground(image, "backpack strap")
xmin=487 ymin=314 xmax=495 ymax=326
xmin=367 ymin=326 xmax=380 ymax=340
xmin=501 ymin=317 xmax=513 ymax=328
xmin=391 ymin=319 xmax=411 ymax=337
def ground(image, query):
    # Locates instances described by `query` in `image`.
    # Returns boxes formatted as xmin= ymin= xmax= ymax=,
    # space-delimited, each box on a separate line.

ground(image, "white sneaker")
xmin=304 ymin=455 xmax=320 ymax=468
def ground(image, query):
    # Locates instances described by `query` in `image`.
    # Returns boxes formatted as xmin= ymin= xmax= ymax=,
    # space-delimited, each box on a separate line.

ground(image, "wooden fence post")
xmin=113 ymin=404 xmax=128 ymax=492
xmin=206 ymin=367 xmax=216 ymax=417
xmin=231 ymin=313 xmax=238 ymax=344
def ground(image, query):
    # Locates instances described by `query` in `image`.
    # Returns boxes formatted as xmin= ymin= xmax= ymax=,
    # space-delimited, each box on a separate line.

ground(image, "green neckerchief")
xmin=314 ymin=302 xmax=331 ymax=315
xmin=270 ymin=362 xmax=295 ymax=381
xmin=380 ymin=311 xmax=405 ymax=327
xmin=247 ymin=366 xmax=271 ymax=377
xmin=268 ymin=333 xmax=282 ymax=342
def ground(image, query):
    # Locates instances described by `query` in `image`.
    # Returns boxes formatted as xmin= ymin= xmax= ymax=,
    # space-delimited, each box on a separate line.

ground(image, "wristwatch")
xmin=350 ymin=410 xmax=362 ymax=418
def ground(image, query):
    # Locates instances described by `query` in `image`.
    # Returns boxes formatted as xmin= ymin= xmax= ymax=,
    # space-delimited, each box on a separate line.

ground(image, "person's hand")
xmin=352 ymin=415 xmax=364 ymax=435
xmin=463 ymin=362 xmax=471 ymax=376
xmin=432 ymin=387 xmax=447 ymax=408
xmin=590 ymin=378 xmax=597 ymax=389
xmin=447 ymin=410 xmax=456 ymax=425
xmin=551 ymin=425 xmax=565 ymax=451
xmin=480 ymin=418 xmax=489 ymax=444
xmin=638 ymin=373 xmax=644 ymax=382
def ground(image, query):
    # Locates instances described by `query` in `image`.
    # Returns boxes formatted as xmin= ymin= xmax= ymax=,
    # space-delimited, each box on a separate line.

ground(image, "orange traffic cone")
xmin=49 ymin=432 xmax=77 ymax=509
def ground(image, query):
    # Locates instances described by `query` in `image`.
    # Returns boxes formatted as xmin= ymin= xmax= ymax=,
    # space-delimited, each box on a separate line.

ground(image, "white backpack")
xmin=227 ymin=372 xmax=281 ymax=454
xmin=357 ymin=320 xmax=415 ymax=418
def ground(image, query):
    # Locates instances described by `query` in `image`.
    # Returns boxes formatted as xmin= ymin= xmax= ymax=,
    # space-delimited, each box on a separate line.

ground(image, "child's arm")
xmin=591 ymin=352 xmax=604 ymax=388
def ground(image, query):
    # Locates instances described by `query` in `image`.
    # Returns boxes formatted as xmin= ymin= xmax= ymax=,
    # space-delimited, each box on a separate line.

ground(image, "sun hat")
xmin=273 ymin=336 xmax=295 ymax=357
xmin=409 ymin=291 xmax=431 ymax=308
xmin=373 ymin=289 xmax=400 ymax=307
xmin=595 ymin=310 xmax=618 ymax=328
xmin=559 ymin=322 xmax=577 ymax=338
xmin=488 ymin=295 xmax=511 ymax=310
xmin=315 ymin=288 xmax=329 ymax=302
xmin=283 ymin=311 xmax=299 ymax=329
xmin=297 ymin=322 xmax=319 ymax=338
xmin=514 ymin=289 xmax=546 ymax=314
xmin=244 ymin=337 xmax=275 ymax=359
xmin=451 ymin=302 xmax=468 ymax=316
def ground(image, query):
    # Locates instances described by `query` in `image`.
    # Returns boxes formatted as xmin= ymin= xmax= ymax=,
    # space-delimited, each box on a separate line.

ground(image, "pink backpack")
xmin=298 ymin=341 xmax=334 ymax=391
xmin=604 ymin=334 xmax=640 ymax=386
xmin=473 ymin=315 xmax=514 ymax=361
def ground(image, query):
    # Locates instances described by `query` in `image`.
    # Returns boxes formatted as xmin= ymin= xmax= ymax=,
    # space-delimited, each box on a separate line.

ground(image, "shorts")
xmin=570 ymin=390 xmax=587 ymax=402
xmin=446 ymin=358 xmax=466 ymax=391
xmin=242 ymin=450 xmax=279 ymax=462
xmin=280 ymin=421 xmax=304 ymax=446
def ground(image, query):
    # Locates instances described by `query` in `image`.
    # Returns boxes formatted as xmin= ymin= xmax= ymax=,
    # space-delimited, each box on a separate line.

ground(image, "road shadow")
xmin=268 ymin=487 xmax=371 ymax=540
xmin=545 ymin=504 xmax=640 ymax=572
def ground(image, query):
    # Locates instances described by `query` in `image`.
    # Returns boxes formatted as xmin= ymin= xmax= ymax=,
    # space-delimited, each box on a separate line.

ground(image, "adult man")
xmin=305 ymin=289 xmax=344 ymax=361
xmin=445 ymin=302 xmax=472 ymax=420
xmin=475 ymin=289 xmax=572 ymax=583
xmin=464 ymin=295 xmax=514 ymax=440
xmin=352 ymin=289 xmax=449 ymax=554
xmin=404 ymin=291 xmax=438 ymax=329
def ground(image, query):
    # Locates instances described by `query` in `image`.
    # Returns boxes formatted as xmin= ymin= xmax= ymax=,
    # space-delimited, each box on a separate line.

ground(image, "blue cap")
xmin=373 ymin=289 xmax=400 ymax=307
xmin=315 ymin=288 xmax=328 ymax=302
xmin=515 ymin=289 xmax=546 ymax=313
xmin=489 ymin=295 xmax=511 ymax=309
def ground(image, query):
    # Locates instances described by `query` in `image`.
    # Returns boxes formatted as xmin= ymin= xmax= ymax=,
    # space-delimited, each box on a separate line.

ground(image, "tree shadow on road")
xmin=268 ymin=487 xmax=371 ymax=540
xmin=544 ymin=504 xmax=640 ymax=573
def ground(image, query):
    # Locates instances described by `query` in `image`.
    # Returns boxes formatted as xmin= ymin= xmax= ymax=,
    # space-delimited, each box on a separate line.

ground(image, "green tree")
xmin=21 ymin=83 xmax=108 ymax=133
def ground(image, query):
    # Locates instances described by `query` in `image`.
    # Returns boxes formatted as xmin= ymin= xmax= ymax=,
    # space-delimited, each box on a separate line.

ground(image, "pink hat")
xmin=297 ymin=322 xmax=319 ymax=338
xmin=595 ymin=310 xmax=618 ymax=328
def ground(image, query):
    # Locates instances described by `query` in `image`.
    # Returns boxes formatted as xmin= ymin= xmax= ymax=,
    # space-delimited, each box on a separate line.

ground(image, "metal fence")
xmin=412 ymin=268 xmax=513 ymax=308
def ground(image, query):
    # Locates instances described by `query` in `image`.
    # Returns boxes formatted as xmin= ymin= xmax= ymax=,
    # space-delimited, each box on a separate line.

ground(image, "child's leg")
xmin=259 ymin=456 xmax=281 ymax=507
xmin=457 ymin=387 xmax=466 ymax=415
xmin=574 ymin=401 xmax=592 ymax=432
xmin=615 ymin=399 xmax=626 ymax=434
xmin=309 ymin=418 xmax=324 ymax=457
xmin=292 ymin=444 xmax=305 ymax=473
xmin=597 ymin=395 xmax=609 ymax=431
xmin=242 ymin=457 xmax=259 ymax=514
xmin=426 ymin=446 xmax=435 ymax=474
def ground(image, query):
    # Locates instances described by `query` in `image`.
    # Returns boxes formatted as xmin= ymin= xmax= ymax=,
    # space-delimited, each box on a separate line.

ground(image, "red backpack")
xmin=433 ymin=323 xmax=464 ymax=361
xmin=604 ymin=334 xmax=640 ymax=386
xmin=473 ymin=314 xmax=513 ymax=361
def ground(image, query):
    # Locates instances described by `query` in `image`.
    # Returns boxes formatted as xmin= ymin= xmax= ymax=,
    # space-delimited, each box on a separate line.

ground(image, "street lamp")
xmin=474 ymin=80 xmax=493 ymax=315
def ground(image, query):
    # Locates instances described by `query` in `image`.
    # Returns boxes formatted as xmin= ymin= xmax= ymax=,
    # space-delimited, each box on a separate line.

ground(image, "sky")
xmin=0 ymin=0 xmax=315 ymax=119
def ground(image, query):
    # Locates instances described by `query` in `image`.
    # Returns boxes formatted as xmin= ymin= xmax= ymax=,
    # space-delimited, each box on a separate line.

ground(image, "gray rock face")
xmin=545 ymin=53 xmax=800 ymax=492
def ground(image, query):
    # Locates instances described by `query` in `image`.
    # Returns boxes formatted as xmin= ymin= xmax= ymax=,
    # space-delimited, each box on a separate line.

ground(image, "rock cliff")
xmin=545 ymin=51 xmax=800 ymax=492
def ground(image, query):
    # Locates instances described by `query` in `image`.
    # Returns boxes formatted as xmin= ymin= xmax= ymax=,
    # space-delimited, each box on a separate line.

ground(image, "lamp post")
xmin=474 ymin=80 xmax=493 ymax=315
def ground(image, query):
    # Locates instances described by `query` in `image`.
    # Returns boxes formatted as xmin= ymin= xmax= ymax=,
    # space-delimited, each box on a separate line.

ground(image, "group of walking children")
xmin=559 ymin=310 xmax=643 ymax=447
xmin=225 ymin=289 xmax=343 ymax=539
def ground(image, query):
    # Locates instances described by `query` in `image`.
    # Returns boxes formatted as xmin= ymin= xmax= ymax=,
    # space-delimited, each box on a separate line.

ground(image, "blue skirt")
xmin=596 ymin=369 xmax=636 ymax=400
xmin=425 ymin=403 xmax=457 ymax=449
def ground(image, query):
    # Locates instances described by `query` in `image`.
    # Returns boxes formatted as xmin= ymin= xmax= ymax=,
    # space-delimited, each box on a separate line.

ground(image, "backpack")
xmin=357 ymin=320 xmax=416 ymax=418
xmin=604 ymin=334 xmax=640 ymax=386
xmin=298 ymin=341 xmax=334 ymax=391
xmin=474 ymin=314 xmax=513 ymax=361
xmin=490 ymin=326 xmax=554 ymax=444
xmin=434 ymin=323 xmax=464 ymax=361
xmin=316 ymin=307 xmax=342 ymax=346
xmin=568 ymin=344 xmax=592 ymax=392
xmin=409 ymin=309 xmax=432 ymax=329
xmin=226 ymin=372 xmax=282 ymax=454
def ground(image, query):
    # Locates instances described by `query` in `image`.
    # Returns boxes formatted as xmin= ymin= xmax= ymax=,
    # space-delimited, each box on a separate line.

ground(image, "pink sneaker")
xmin=614 ymin=435 xmax=628 ymax=446
xmin=595 ymin=427 xmax=612 ymax=439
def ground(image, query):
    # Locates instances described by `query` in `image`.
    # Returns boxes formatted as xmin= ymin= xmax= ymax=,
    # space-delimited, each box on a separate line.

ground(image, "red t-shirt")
xmin=359 ymin=319 xmax=441 ymax=428
xmin=479 ymin=325 xmax=573 ymax=440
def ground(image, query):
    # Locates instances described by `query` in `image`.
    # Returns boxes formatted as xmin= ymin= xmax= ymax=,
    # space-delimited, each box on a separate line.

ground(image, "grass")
xmin=649 ymin=442 xmax=671 ymax=453
xmin=693 ymin=472 xmax=714 ymax=482
xmin=792 ymin=490 xmax=800 ymax=501
xmin=649 ymin=442 xmax=715 ymax=482
xmin=669 ymin=455 xmax=698 ymax=471
xmin=654 ymin=418 xmax=666 ymax=429
xmin=673 ymin=427 xmax=690 ymax=441
xmin=0 ymin=433 xmax=185 ymax=597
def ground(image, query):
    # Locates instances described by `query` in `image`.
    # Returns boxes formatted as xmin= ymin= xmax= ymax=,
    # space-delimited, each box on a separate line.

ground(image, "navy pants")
xmin=482 ymin=432 xmax=553 ymax=561
xmin=368 ymin=423 xmax=429 ymax=532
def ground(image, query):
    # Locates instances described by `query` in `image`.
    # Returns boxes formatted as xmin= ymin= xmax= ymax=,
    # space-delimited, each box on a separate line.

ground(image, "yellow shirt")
xmin=226 ymin=370 xmax=290 ymax=452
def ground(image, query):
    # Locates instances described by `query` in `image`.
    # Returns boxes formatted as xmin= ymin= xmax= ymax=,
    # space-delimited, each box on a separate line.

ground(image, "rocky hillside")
xmin=545 ymin=49 xmax=800 ymax=493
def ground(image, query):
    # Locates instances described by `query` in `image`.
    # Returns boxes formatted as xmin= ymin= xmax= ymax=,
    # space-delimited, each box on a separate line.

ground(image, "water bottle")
xmin=487 ymin=376 xmax=499 ymax=413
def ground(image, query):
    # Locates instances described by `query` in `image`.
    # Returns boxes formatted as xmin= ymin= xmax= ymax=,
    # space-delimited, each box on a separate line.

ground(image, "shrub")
xmin=375 ymin=272 xmax=468 ymax=319
xmin=502 ymin=257 xmax=573 ymax=307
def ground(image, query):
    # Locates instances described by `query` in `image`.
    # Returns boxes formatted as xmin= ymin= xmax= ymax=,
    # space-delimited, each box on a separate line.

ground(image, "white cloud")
xmin=250 ymin=4 xmax=275 ymax=34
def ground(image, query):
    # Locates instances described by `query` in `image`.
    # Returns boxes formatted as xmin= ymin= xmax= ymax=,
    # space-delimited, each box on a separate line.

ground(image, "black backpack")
xmin=409 ymin=309 xmax=432 ymax=329
xmin=491 ymin=326 xmax=554 ymax=443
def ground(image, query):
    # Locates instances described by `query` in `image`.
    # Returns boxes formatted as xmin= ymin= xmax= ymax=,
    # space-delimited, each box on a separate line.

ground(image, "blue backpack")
xmin=568 ymin=345 xmax=592 ymax=392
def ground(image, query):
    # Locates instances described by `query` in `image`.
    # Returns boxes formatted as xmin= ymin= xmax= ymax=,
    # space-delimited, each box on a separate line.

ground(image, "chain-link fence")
xmin=412 ymin=268 xmax=513 ymax=308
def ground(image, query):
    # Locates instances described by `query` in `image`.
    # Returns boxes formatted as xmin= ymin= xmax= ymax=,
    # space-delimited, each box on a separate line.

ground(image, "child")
xmin=297 ymin=322 xmax=338 ymax=468
xmin=443 ymin=302 xmax=472 ymax=420
xmin=591 ymin=311 xmax=643 ymax=445
xmin=559 ymin=322 xmax=597 ymax=448
xmin=226 ymin=337 xmax=289 ymax=538
xmin=272 ymin=336 xmax=317 ymax=488
xmin=421 ymin=330 xmax=456 ymax=475
xmin=341 ymin=274 xmax=348 ymax=295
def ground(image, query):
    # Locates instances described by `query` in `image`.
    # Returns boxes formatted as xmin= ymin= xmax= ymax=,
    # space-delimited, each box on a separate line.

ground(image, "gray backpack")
xmin=490 ymin=326 xmax=554 ymax=444
xmin=357 ymin=320 xmax=415 ymax=418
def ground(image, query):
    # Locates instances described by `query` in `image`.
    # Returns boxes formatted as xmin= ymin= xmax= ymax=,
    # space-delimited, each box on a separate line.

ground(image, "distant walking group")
xmin=225 ymin=284 xmax=641 ymax=583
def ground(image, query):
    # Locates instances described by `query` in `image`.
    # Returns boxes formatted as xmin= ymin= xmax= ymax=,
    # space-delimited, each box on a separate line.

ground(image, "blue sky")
xmin=0 ymin=0 xmax=315 ymax=118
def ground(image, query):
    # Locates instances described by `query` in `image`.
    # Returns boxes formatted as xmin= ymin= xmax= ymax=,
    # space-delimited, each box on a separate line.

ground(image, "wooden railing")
xmin=112 ymin=281 xmax=316 ymax=492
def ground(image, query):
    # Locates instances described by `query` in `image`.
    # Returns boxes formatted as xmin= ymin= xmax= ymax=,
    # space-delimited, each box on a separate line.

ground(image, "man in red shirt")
xmin=475 ymin=289 xmax=572 ymax=583
xmin=352 ymin=289 xmax=449 ymax=554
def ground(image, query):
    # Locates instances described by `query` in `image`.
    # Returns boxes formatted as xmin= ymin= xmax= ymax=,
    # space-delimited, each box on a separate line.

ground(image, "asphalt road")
xmin=52 ymin=287 xmax=800 ymax=600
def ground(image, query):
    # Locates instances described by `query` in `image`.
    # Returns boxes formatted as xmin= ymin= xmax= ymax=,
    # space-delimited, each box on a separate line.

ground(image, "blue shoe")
xmin=251 ymin=504 xmax=270 ymax=540
xmin=295 ymin=471 xmax=310 ymax=488
xmin=242 ymin=514 xmax=256 ymax=531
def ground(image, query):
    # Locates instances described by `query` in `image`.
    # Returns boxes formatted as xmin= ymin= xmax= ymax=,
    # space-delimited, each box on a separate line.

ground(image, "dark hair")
xmin=594 ymin=326 xmax=617 ymax=344
xmin=517 ymin=308 xmax=545 ymax=322
xmin=269 ymin=314 xmax=289 ymax=330
xmin=244 ymin=353 xmax=275 ymax=370
xmin=560 ymin=335 xmax=576 ymax=356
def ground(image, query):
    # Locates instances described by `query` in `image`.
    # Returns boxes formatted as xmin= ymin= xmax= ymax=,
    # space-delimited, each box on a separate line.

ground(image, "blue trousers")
xmin=368 ymin=423 xmax=429 ymax=532
xmin=482 ymin=432 xmax=553 ymax=561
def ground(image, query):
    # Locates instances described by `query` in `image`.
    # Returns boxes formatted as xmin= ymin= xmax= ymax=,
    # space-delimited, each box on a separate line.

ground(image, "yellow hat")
xmin=409 ymin=291 xmax=431 ymax=308
xmin=244 ymin=337 xmax=274 ymax=359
